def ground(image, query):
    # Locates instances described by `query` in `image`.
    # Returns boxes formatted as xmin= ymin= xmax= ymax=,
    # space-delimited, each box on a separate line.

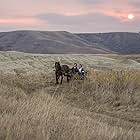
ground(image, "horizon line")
xmin=0 ymin=29 xmax=139 ymax=34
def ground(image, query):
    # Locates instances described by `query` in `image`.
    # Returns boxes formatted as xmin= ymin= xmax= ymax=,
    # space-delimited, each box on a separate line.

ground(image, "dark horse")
xmin=55 ymin=62 xmax=71 ymax=84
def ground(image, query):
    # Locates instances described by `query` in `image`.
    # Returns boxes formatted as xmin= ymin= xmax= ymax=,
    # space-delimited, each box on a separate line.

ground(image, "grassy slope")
xmin=0 ymin=51 xmax=140 ymax=140
xmin=76 ymin=32 xmax=140 ymax=54
xmin=0 ymin=31 xmax=108 ymax=54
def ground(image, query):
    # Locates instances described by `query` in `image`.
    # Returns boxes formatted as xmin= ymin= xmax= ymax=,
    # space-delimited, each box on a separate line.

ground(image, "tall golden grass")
xmin=0 ymin=69 xmax=140 ymax=140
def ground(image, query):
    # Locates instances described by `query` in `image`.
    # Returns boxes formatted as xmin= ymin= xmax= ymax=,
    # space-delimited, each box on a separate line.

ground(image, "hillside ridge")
xmin=0 ymin=30 xmax=140 ymax=54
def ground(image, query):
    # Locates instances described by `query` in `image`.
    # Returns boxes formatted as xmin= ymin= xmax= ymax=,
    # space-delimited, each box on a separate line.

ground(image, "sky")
xmin=0 ymin=0 xmax=140 ymax=33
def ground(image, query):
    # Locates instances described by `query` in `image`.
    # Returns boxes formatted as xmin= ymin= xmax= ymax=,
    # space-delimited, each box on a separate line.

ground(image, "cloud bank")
xmin=0 ymin=0 xmax=139 ymax=32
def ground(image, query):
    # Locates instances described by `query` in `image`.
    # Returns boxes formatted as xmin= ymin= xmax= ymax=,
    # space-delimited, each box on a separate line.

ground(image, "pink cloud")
xmin=0 ymin=17 xmax=46 ymax=27
xmin=0 ymin=0 xmax=139 ymax=32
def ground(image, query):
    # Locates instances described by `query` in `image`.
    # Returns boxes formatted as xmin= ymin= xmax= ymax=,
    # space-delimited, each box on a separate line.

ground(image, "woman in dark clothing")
xmin=71 ymin=63 xmax=78 ymax=75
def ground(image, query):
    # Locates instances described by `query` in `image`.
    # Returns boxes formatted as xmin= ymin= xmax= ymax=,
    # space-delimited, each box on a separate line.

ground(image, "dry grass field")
xmin=0 ymin=51 xmax=140 ymax=140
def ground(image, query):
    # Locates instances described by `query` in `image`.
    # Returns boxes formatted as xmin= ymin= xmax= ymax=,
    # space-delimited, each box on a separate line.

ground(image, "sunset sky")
xmin=0 ymin=0 xmax=140 ymax=32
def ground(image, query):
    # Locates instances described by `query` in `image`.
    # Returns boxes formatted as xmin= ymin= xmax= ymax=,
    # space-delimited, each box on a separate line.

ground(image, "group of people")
xmin=71 ymin=63 xmax=85 ymax=79
xmin=54 ymin=61 xmax=86 ymax=84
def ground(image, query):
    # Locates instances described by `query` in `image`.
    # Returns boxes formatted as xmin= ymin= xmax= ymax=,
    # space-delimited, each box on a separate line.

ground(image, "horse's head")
xmin=55 ymin=62 xmax=61 ymax=71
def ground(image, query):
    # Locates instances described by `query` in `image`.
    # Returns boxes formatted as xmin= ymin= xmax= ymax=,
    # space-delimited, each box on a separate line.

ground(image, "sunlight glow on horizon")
xmin=128 ymin=14 xmax=134 ymax=20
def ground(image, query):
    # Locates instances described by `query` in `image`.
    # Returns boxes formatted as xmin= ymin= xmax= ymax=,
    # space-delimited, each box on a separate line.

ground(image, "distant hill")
xmin=0 ymin=31 xmax=140 ymax=54
xmin=76 ymin=32 xmax=140 ymax=54
xmin=0 ymin=31 xmax=108 ymax=54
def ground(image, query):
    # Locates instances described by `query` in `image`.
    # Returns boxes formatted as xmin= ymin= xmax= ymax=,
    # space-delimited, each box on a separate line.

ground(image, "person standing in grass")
xmin=78 ymin=64 xmax=85 ymax=79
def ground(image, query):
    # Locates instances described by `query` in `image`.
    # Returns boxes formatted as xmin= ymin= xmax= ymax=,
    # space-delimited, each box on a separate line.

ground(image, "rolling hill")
xmin=0 ymin=31 xmax=108 ymax=54
xmin=76 ymin=32 xmax=140 ymax=54
xmin=0 ymin=31 xmax=140 ymax=54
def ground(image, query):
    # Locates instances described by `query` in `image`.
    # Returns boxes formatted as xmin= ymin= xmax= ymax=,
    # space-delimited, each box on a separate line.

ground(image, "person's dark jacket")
xmin=71 ymin=67 xmax=78 ymax=75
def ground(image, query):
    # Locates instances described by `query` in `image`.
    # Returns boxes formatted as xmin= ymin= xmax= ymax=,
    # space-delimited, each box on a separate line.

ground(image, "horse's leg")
xmin=56 ymin=74 xmax=59 ymax=84
xmin=67 ymin=75 xmax=70 ymax=83
xmin=60 ymin=75 xmax=63 ymax=84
